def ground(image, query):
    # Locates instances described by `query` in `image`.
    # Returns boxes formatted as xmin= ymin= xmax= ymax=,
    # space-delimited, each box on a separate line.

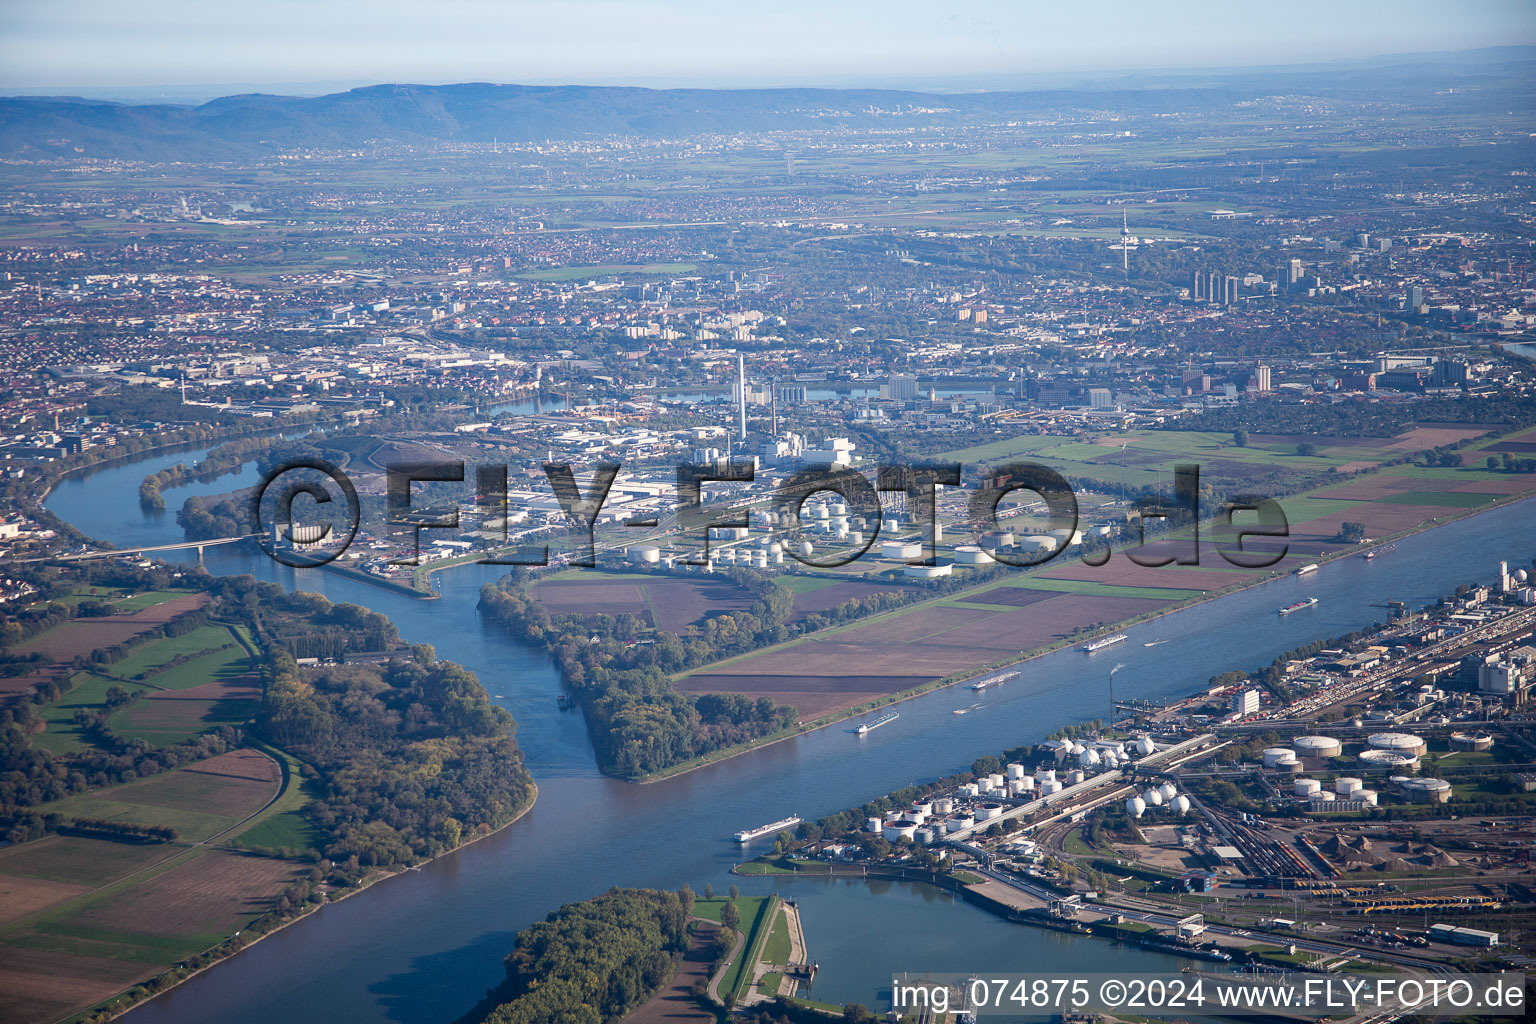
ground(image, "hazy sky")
xmin=2 ymin=0 xmax=1533 ymax=93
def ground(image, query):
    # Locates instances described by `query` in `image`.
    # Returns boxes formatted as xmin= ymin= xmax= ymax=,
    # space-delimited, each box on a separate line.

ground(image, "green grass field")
xmin=37 ymin=793 xmax=243 ymax=844
xmin=762 ymin=904 xmax=791 ymax=965
xmin=107 ymin=624 xmax=240 ymax=682
xmin=228 ymin=748 xmax=320 ymax=855
xmin=34 ymin=674 xmax=122 ymax=756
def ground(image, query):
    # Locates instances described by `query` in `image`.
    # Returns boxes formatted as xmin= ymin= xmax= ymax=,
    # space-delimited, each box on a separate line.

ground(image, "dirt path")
xmin=620 ymin=919 xmax=720 ymax=1024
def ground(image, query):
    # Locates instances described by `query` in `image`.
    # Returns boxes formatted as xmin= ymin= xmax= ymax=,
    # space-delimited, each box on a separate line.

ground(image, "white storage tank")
xmin=627 ymin=545 xmax=661 ymax=564
xmin=946 ymin=815 xmax=975 ymax=833
xmin=1170 ymin=795 xmax=1191 ymax=814
xmin=1007 ymin=779 xmax=1029 ymax=796
xmin=977 ymin=803 xmax=1004 ymax=820
xmin=1294 ymin=778 xmax=1322 ymax=798
xmin=904 ymin=563 xmax=953 ymax=579
xmin=881 ymin=540 xmax=923 ymax=560
xmin=1144 ymin=788 xmax=1164 ymax=807
xmin=1066 ymin=769 xmax=1085 ymax=784
xmin=1039 ymin=780 xmax=1062 ymax=795
xmin=1017 ymin=535 xmax=1056 ymax=556
xmin=1126 ymin=796 xmax=1146 ymax=818
xmin=1006 ymin=763 xmax=1025 ymax=780
xmin=1335 ymin=777 xmax=1363 ymax=796
xmin=1368 ymin=732 xmax=1426 ymax=756
xmin=1158 ymin=782 xmax=1178 ymax=802
xmin=914 ymin=827 xmax=935 ymax=845
xmin=1135 ymin=736 xmax=1157 ymax=756
xmin=883 ymin=819 xmax=920 ymax=842
xmin=1310 ymin=791 xmax=1336 ymax=804
xmin=954 ymin=545 xmax=995 ymax=565
xmin=1262 ymin=747 xmax=1296 ymax=768
xmin=1400 ymin=777 xmax=1452 ymax=803
xmin=1079 ymin=747 xmax=1100 ymax=766
xmin=1275 ymin=756 xmax=1301 ymax=772
xmin=932 ymin=798 xmax=954 ymax=815
xmin=960 ymin=783 xmax=980 ymax=797
xmin=866 ymin=816 xmax=883 ymax=833
xmin=1293 ymin=735 xmax=1342 ymax=758
xmin=1015 ymin=776 xmax=1035 ymax=792
xmin=1035 ymin=768 xmax=1057 ymax=784
xmin=912 ymin=800 xmax=933 ymax=816
xmin=987 ymin=773 xmax=1005 ymax=789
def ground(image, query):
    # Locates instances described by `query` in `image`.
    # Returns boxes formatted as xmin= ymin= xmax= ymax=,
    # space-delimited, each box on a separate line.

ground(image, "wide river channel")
xmin=43 ymin=444 xmax=1536 ymax=1022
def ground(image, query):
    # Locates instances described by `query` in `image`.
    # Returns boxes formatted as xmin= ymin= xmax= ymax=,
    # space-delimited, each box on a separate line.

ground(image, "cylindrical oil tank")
xmin=1335 ymin=777 xmax=1363 ymax=796
xmin=1368 ymin=732 xmax=1426 ymax=755
xmin=1293 ymin=735 xmax=1342 ymax=758
xmin=1262 ymin=747 xmax=1296 ymax=768
xmin=1294 ymin=778 xmax=1322 ymax=798
xmin=954 ymin=545 xmax=995 ymax=565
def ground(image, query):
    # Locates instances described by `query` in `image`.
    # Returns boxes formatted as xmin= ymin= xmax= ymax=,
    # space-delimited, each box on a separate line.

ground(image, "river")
xmin=42 ymin=446 xmax=1536 ymax=1022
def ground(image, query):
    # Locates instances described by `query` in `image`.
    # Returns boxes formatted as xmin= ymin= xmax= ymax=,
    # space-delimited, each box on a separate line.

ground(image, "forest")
xmin=479 ymin=569 xmax=800 ymax=777
xmin=221 ymin=575 xmax=535 ymax=868
xmin=475 ymin=888 xmax=691 ymax=1024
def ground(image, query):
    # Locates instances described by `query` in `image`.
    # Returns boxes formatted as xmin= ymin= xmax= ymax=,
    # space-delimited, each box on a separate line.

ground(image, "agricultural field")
xmin=532 ymin=575 xmax=759 ymax=631
xmin=25 ymin=611 xmax=260 ymax=754
xmin=673 ymin=433 xmax=1536 ymax=723
xmin=0 ymin=748 xmax=302 ymax=1024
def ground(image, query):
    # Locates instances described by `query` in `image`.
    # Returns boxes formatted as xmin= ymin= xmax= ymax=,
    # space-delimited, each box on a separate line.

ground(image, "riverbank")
xmin=81 ymin=780 xmax=538 ymax=1024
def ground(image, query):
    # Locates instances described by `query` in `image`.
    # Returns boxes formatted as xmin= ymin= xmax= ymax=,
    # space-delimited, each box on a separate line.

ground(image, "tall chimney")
xmin=737 ymin=354 xmax=747 ymax=440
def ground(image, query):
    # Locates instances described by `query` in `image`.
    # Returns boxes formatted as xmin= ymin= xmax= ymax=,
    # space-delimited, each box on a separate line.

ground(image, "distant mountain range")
xmin=2 ymin=48 xmax=1531 ymax=162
